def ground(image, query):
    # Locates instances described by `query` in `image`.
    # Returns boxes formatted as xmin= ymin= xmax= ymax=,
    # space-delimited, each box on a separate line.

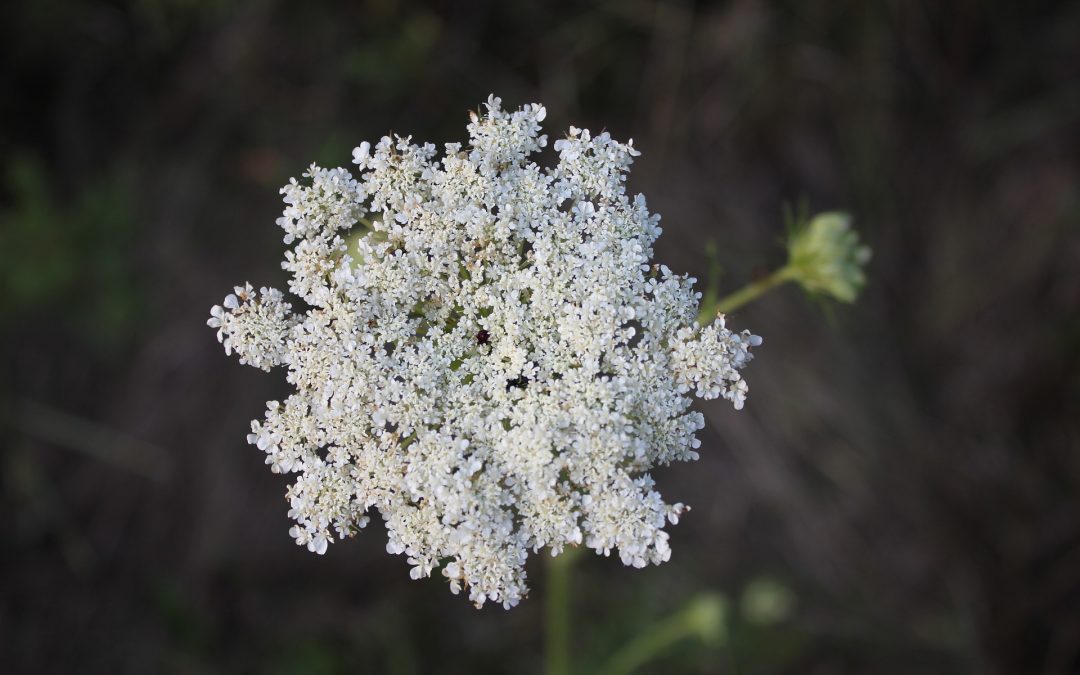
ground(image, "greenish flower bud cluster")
xmin=784 ymin=211 xmax=871 ymax=303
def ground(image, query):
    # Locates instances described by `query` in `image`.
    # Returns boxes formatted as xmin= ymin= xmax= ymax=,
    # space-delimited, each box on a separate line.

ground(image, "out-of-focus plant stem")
xmin=711 ymin=268 xmax=792 ymax=318
xmin=597 ymin=593 xmax=727 ymax=675
xmin=697 ymin=266 xmax=792 ymax=324
xmin=545 ymin=547 xmax=580 ymax=675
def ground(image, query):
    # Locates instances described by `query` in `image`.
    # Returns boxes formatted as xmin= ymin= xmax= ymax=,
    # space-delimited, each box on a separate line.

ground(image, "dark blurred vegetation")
xmin=2 ymin=0 xmax=1079 ymax=673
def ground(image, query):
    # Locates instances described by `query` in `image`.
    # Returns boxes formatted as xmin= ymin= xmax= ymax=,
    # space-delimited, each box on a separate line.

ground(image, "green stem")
xmin=545 ymin=549 xmax=579 ymax=675
xmin=698 ymin=266 xmax=792 ymax=323
xmin=597 ymin=596 xmax=724 ymax=675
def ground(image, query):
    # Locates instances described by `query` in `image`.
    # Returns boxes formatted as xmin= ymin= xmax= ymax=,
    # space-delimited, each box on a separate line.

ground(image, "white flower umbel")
xmin=208 ymin=96 xmax=761 ymax=609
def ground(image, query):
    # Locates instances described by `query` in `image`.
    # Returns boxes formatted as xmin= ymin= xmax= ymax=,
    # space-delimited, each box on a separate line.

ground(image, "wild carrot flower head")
xmin=784 ymin=211 xmax=871 ymax=303
xmin=208 ymin=96 xmax=761 ymax=609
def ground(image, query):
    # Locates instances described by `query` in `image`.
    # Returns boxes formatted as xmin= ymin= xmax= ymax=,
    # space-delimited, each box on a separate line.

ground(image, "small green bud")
xmin=740 ymin=577 xmax=796 ymax=625
xmin=682 ymin=592 xmax=728 ymax=647
xmin=784 ymin=211 xmax=871 ymax=303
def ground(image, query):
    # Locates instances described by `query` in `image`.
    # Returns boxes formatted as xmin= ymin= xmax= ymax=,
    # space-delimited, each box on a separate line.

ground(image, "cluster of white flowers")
xmin=208 ymin=96 xmax=761 ymax=609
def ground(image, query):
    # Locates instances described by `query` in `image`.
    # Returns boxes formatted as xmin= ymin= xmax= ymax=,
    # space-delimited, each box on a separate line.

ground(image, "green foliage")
xmin=271 ymin=642 xmax=343 ymax=675
xmin=342 ymin=9 xmax=442 ymax=96
xmin=152 ymin=578 xmax=213 ymax=655
xmin=0 ymin=156 xmax=142 ymax=345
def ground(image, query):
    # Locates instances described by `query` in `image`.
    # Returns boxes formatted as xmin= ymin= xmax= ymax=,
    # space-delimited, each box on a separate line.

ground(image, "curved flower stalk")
xmin=696 ymin=211 xmax=872 ymax=326
xmin=208 ymin=96 xmax=761 ymax=609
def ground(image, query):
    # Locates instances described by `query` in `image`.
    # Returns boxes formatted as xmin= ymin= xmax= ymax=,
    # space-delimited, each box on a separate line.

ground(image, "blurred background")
xmin=3 ymin=1 xmax=1079 ymax=673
